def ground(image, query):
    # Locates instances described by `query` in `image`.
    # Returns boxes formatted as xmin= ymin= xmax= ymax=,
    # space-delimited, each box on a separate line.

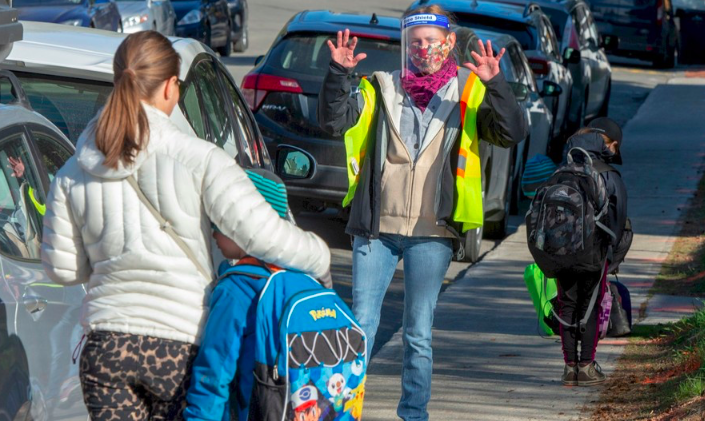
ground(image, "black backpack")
xmin=526 ymin=147 xmax=617 ymax=278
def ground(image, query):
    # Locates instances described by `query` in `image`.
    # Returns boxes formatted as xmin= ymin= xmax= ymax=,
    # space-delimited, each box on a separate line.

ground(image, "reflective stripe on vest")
xmin=28 ymin=186 xmax=46 ymax=216
xmin=454 ymin=72 xmax=486 ymax=233
xmin=342 ymin=77 xmax=377 ymax=208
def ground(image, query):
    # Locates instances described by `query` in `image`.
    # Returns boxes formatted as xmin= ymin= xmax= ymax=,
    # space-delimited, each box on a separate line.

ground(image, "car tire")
xmin=217 ymin=22 xmax=233 ymax=57
xmin=461 ymin=225 xmax=483 ymax=263
xmin=654 ymin=44 xmax=676 ymax=69
xmin=484 ymin=161 xmax=512 ymax=240
xmin=117 ymin=21 xmax=123 ymax=33
xmin=597 ymin=80 xmax=610 ymax=118
xmin=233 ymin=14 xmax=248 ymax=52
xmin=509 ymin=139 xmax=527 ymax=215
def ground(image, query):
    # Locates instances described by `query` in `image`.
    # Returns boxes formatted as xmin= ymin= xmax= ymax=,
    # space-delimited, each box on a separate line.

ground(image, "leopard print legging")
xmin=79 ymin=331 xmax=198 ymax=421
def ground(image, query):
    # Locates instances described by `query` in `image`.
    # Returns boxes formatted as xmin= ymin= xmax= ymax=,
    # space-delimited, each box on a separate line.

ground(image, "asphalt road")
xmin=218 ymin=1 xmax=686 ymax=357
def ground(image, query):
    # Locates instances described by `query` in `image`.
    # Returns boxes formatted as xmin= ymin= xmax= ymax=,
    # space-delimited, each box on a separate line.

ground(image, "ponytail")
xmin=95 ymin=31 xmax=180 ymax=169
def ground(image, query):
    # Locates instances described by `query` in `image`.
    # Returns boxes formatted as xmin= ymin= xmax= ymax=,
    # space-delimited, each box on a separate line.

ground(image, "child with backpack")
xmin=184 ymin=169 xmax=365 ymax=421
xmin=526 ymin=117 xmax=629 ymax=387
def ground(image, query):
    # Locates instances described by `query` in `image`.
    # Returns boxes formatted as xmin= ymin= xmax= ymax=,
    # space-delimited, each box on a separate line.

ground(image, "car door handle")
xmin=23 ymin=295 xmax=48 ymax=314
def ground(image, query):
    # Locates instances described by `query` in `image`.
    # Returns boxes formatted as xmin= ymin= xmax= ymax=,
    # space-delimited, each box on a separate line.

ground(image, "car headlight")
xmin=178 ymin=10 xmax=203 ymax=26
xmin=124 ymin=14 xmax=149 ymax=27
xmin=60 ymin=19 xmax=82 ymax=26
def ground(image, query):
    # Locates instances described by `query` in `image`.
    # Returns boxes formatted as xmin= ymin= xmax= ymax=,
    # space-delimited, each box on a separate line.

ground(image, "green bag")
xmin=523 ymin=263 xmax=559 ymax=336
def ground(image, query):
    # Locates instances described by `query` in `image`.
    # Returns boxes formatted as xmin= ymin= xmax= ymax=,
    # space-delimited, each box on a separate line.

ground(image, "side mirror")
xmin=540 ymin=80 xmax=563 ymax=97
xmin=509 ymin=82 xmax=530 ymax=102
xmin=600 ymin=34 xmax=619 ymax=52
xmin=276 ymin=145 xmax=316 ymax=180
xmin=563 ymin=47 xmax=581 ymax=64
xmin=254 ymin=55 xmax=265 ymax=66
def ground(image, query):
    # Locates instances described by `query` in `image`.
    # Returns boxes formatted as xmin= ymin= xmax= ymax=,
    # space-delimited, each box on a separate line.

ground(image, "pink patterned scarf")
xmin=401 ymin=57 xmax=458 ymax=112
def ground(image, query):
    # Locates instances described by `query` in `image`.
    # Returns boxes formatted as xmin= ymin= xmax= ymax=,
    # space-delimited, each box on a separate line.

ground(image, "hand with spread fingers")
xmin=327 ymin=28 xmax=368 ymax=69
xmin=463 ymin=39 xmax=506 ymax=82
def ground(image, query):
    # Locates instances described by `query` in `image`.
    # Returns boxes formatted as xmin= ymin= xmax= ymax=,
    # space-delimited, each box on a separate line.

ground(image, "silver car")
xmin=454 ymin=27 xmax=557 ymax=261
xmin=116 ymin=0 xmax=176 ymax=35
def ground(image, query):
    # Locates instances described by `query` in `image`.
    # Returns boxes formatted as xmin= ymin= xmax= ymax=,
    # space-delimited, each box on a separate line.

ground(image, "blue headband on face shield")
xmin=402 ymin=14 xmax=450 ymax=30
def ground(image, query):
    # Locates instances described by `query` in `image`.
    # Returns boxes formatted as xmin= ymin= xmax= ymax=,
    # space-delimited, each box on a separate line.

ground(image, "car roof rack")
xmin=523 ymin=2 xmax=542 ymax=17
xmin=0 ymin=70 xmax=32 ymax=110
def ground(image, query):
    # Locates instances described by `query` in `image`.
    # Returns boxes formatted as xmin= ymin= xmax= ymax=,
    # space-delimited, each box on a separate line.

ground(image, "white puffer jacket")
xmin=41 ymin=104 xmax=331 ymax=345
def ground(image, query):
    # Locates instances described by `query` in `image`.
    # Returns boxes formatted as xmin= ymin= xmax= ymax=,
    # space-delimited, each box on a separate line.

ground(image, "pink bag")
xmin=597 ymin=269 xmax=612 ymax=339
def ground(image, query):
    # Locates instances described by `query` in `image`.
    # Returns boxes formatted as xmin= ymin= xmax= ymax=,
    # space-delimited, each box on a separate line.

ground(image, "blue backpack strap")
xmin=216 ymin=259 xmax=273 ymax=283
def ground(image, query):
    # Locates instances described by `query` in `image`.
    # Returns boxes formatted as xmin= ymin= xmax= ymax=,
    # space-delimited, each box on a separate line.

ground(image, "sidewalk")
xmin=363 ymin=80 xmax=705 ymax=420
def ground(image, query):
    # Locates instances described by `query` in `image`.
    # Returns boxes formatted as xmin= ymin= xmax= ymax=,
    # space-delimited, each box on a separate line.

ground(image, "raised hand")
xmin=8 ymin=156 xmax=24 ymax=178
xmin=463 ymin=39 xmax=506 ymax=82
xmin=326 ymin=28 xmax=367 ymax=69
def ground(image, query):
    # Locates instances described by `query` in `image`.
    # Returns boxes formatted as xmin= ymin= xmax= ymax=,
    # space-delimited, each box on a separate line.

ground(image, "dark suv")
xmin=589 ymin=0 xmax=679 ymax=68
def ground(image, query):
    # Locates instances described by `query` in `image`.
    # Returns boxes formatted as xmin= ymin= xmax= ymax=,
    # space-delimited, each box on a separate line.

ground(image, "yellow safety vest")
xmin=28 ymin=186 xmax=46 ymax=216
xmin=344 ymin=73 xmax=486 ymax=233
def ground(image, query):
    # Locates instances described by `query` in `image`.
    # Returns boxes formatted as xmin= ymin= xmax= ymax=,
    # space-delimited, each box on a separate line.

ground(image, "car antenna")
xmin=370 ymin=13 xmax=379 ymax=25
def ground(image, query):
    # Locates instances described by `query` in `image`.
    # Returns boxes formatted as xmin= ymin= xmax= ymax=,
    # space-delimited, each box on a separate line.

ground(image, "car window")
xmin=541 ymin=8 xmax=570 ymax=42
xmin=0 ymin=73 xmax=112 ymax=144
xmin=217 ymin=64 xmax=262 ymax=168
xmin=269 ymin=34 xmax=400 ymax=78
xmin=455 ymin=14 xmax=538 ymax=50
xmin=585 ymin=9 xmax=600 ymax=45
xmin=179 ymin=81 xmax=208 ymax=141
xmin=575 ymin=6 xmax=591 ymax=47
xmin=0 ymin=130 xmax=44 ymax=260
xmin=30 ymin=128 xmax=73 ymax=182
xmin=540 ymin=17 xmax=561 ymax=61
xmin=189 ymin=59 xmax=241 ymax=162
xmin=509 ymin=45 xmax=531 ymax=89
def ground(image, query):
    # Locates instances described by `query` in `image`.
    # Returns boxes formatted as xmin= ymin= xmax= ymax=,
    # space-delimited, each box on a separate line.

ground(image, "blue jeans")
xmin=352 ymin=234 xmax=453 ymax=421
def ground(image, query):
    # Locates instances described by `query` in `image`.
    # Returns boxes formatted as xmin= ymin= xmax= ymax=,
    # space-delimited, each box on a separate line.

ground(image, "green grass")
xmin=668 ymin=307 xmax=705 ymax=403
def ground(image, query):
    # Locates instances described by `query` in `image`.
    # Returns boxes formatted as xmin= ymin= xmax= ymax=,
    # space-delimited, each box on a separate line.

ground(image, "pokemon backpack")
xmin=243 ymin=265 xmax=367 ymax=421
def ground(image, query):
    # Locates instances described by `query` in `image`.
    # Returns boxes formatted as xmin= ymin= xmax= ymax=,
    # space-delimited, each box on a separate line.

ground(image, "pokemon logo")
xmin=309 ymin=308 xmax=337 ymax=321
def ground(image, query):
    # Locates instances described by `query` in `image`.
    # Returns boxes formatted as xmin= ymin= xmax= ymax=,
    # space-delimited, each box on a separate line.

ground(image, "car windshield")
xmin=0 ymin=73 xmax=112 ymax=143
xmin=268 ymin=33 xmax=401 ymax=78
xmin=454 ymin=14 xmax=537 ymax=50
xmin=541 ymin=8 xmax=569 ymax=42
xmin=13 ymin=0 xmax=83 ymax=6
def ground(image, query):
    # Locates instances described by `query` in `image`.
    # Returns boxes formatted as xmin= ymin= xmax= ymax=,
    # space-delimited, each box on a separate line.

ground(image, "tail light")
xmin=656 ymin=0 xmax=664 ymax=26
xmin=528 ymin=57 xmax=550 ymax=75
xmin=241 ymin=73 xmax=303 ymax=111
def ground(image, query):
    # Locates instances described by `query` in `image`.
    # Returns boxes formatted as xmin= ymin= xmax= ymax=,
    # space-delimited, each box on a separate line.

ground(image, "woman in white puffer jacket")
xmin=40 ymin=31 xmax=330 ymax=420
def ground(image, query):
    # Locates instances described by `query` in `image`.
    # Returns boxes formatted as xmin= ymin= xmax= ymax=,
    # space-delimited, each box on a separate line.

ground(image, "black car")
xmin=589 ymin=0 xmax=679 ymax=68
xmin=227 ymin=0 xmax=247 ymax=52
xmin=15 ymin=0 xmax=123 ymax=32
xmin=173 ymin=0 xmax=233 ymax=56
xmin=674 ymin=0 xmax=705 ymax=64
xmin=242 ymin=11 xmax=401 ymax=211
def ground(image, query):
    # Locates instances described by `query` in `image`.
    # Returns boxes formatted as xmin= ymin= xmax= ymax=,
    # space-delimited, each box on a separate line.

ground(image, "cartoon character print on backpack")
xmin=538 ymin=185 xmax=586 ymax=256
xmin=287 ymin=359 xmax=367 ymax=420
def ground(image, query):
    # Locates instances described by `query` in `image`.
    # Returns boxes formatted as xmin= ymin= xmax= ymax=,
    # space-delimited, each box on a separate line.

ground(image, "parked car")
xmin=227 ymin=0 xmax=247 ymax=52
xmin=517 ymin=0 xmax=613 ymax=159
xmin=116 ymin=0 xmax=176 ymax=35
xmin=0 ymin=21 xmax=314 ymax=419
xmin=589 ymin=0 xmax=679 ymax=68
xmin=15 ymin=0 xmax=123 ymax=32
xmin=674 ymin=0 xmax=705 ymax=64
xmin=411 ymin=0 xmax=572 ymax=144
xmin=173 ymin=0 xmax=232 ymax=56
xmin=456 ymin=27 xmax=557 ymax=259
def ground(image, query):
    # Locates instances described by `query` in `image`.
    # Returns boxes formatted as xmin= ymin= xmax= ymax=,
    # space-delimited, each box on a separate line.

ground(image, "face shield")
xmin=401 ymin=14 xmax=453 ymax=77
